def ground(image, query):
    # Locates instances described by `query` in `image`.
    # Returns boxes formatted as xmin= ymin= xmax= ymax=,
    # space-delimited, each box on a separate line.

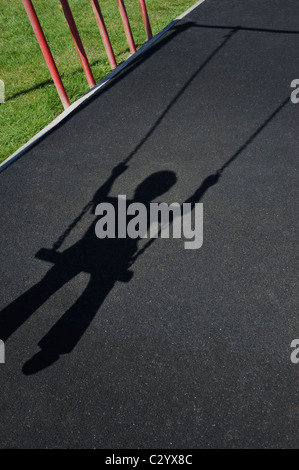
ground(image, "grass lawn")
xmin=0 ymin=0 xmax=196 ymax=163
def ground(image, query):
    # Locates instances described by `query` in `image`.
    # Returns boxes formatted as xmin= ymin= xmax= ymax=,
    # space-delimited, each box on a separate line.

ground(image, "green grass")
xmin=0 ymin=0 xmax=196 ymax=163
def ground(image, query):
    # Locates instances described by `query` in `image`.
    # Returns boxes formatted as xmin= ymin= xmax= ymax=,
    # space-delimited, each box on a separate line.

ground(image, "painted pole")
xmin=90 ymin=0 xmax=117 ymax=70
xmin=22 ymin=0 xmax=70 ymax=109
xmin=116 ymin=0 xmax=136 ymax=54
xmin=59 ymin=0 xmax=96 ymax=88
xmin=138 ymin=0 xmax=152 ymax=40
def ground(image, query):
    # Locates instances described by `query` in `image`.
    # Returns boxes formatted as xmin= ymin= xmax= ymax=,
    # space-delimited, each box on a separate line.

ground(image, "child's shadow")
xmin=0 ymin=163 xmax=220 ymax=374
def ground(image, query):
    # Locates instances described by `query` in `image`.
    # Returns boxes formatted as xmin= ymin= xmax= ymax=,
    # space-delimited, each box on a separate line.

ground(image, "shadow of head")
xmin=134 ymin=171 xmax=177 ymax=203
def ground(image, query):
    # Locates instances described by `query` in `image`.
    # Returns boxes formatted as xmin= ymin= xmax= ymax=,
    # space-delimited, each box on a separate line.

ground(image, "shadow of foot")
xmin=22 ymin=351 xmax=59 ymax=375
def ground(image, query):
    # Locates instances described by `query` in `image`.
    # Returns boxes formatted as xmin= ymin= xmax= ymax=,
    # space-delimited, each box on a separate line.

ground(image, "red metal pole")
xmin=22 ymin=0 xmax=70 ymax=109
xmin=59 ymin=0 xmax=96 ymax=88
xmin=90 ymin=0 xmax=117 ymax=70
xmin=138 ymin=0 xmax=152 ymax=41
xmin=116 ymin=0 xmax=136 ymax=54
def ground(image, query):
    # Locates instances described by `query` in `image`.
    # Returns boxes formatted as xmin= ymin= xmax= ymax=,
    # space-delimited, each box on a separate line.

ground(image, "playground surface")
xmin=0 ymin=0 xmax=298 ymax=449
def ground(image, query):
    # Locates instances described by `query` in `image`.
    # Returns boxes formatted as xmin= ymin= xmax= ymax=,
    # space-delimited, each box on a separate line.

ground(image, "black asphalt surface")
xmin=0 ymin=0 xmax=298 ymax=449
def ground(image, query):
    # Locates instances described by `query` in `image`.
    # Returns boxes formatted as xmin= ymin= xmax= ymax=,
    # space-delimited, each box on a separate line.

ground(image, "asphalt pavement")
xmin=0 ymin=0 xmax=298 ymax=449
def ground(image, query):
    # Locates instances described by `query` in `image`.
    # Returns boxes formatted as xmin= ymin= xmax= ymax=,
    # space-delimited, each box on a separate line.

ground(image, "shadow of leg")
xmin=23 ymin=276 xmax=114 ymax=375
xmin=0 ymin=264 xmax=79 ymax=341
